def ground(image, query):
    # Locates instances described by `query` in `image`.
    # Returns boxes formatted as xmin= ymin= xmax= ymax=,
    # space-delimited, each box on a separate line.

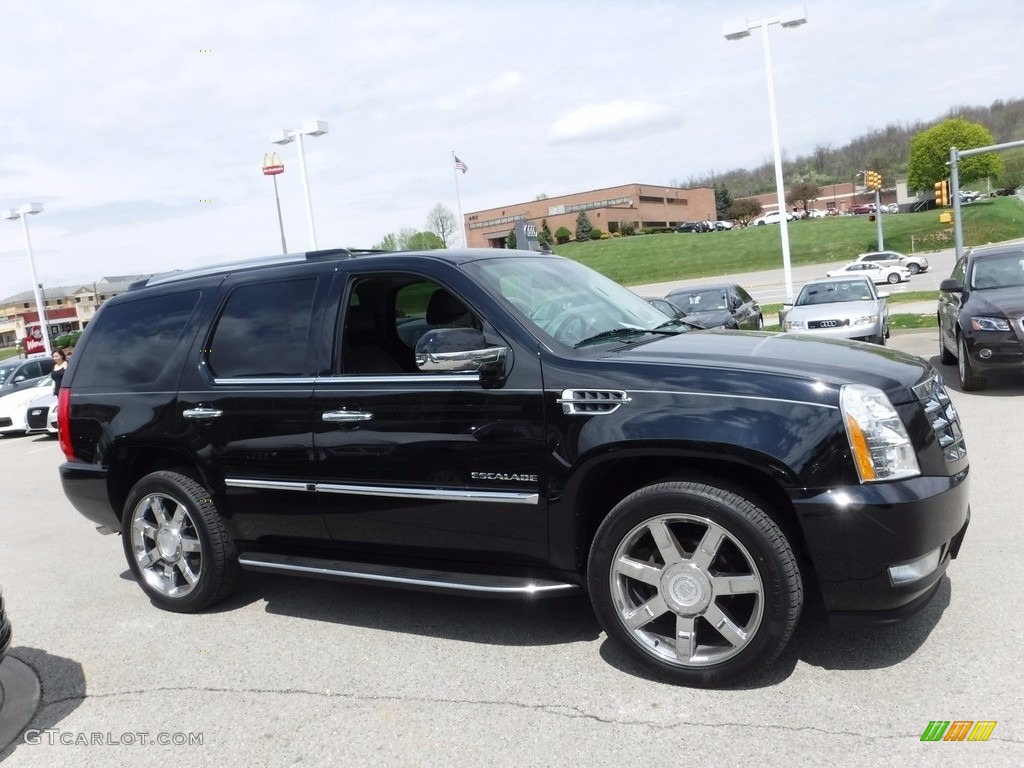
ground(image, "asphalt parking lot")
xmin=0 ymin=330 xmax=1021 ymax=767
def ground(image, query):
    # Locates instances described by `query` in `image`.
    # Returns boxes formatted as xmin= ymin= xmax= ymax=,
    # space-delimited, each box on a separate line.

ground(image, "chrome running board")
xmin=238 ymin=552 xmax=582 ymax=598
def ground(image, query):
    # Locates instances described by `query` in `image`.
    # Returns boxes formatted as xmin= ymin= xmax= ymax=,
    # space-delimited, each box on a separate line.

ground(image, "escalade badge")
xmin=471 ymin=472 xmax=538 ymax=483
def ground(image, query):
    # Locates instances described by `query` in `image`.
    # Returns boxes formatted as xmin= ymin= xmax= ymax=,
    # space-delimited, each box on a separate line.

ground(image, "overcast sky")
xmin=1 ymin=0 xmax=1021 ymax=299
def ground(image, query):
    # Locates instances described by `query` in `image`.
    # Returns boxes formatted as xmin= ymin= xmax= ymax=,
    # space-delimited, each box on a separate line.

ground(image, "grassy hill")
xmin=553 ymin=196 xmax=1024 ymax=286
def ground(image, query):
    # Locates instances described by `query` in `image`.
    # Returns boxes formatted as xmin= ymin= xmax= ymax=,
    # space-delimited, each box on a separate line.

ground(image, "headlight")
xmin=840 ymin=384 xmax=920 ymax=483
xmin=851 ymin=314 xmax=878 ymax=327
xmin=784 ymin=319 xmax=804 ymax=330
xmin=970 ymin=316 xmax=1011 ymax=332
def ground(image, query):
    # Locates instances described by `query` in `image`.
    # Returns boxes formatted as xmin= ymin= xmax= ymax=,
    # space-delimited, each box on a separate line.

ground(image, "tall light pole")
xmin=262 ymin=152 xmax=288 ymax=254
xmin=270 ymin=120 xmax=329 ymax=250
xmin=4 ymin=203 xmax=51 ymax=356
xmin=724 ymin=7 xmax=807 ymax=304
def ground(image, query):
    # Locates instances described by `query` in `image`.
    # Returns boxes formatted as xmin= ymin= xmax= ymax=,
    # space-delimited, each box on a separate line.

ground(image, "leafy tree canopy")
xmin=907 ymin=118 xmax=1003 ymax=191
xmin=725 ymin=198 xmax=762 ymax=226
xmin=786 ymin=181 xmax=821 ymax=212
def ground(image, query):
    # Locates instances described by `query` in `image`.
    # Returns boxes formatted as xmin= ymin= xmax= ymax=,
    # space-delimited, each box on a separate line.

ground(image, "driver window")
xmin=339 ymin=275 xmax=481 ymax=375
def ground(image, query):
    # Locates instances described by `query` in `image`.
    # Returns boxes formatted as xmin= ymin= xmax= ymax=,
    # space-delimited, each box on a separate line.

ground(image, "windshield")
xmin=795 ymin=280 xmax=874 ymax=306
xmin=669 ymin=288 xmax=729 ymax=312
xmin=0 ymin=364 xmax=15 ymax=385
xmin=970 ymin=254 xmax=1024 ymax=290
xmin=471 ymin=256 xmax=687 ymax=347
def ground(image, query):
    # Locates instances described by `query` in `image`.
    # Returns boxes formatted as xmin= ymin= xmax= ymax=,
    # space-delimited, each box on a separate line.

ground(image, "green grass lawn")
xmin=552 ymin=196 xmax=1024 ymax=287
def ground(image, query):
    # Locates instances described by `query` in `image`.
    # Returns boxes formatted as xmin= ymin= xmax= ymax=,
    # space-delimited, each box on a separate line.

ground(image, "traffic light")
xmin=934 ymin=179 xmax=949 ymax=207
xmin=866 ymin=171 xmax=882 ymax=190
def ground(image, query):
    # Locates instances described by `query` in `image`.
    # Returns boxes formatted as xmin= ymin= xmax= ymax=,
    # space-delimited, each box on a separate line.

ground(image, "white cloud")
xmin=549 ymin=101 xmax=676 ymax=143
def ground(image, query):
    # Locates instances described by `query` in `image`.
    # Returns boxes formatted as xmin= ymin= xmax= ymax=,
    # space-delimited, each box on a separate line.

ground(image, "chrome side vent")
xmin=913 ymin=373 xmax=967 ymax=463
xmin=557 ymin=389 xmax=631 ymax=415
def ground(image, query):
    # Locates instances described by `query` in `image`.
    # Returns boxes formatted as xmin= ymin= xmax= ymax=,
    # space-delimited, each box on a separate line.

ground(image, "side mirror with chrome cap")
xmin=415 ymin=328 xmax=508 ymax=378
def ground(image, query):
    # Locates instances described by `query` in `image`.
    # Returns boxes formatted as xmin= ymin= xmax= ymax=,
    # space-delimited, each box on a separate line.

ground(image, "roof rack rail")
xmin=135 ymin=248 xmax=372 ymax=289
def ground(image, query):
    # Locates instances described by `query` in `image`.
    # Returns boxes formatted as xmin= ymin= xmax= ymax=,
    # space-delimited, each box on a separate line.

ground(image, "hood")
xmin=598 ymin=330 xmax=930 ymax=401
xmin=685 ymin=309 xmax=734 ymax=328
xmin=785 ymin=299 xmax=881 ymax=321
xmin=967 ymin=286 xmax=1024 ymax=317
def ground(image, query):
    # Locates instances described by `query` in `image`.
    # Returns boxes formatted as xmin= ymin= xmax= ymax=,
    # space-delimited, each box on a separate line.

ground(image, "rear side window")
xmin=73 ymin=291 xmax=201 ymax=387
xmin=208 ymin=278 xmax=316 ymax=378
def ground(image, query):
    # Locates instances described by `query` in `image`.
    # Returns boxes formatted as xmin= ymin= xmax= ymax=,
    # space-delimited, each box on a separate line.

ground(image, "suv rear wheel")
xmin=587 ymin=481 xmax=802 ymax=687
xmin=122 ymin=471 xmax=241 ymax=613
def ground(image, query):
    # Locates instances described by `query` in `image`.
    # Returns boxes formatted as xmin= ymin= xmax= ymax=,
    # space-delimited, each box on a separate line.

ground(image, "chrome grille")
xmin=557 ymin=389 xmax=631 ymax=415
xmin=913 ymin=373 xmax=967 ymax=463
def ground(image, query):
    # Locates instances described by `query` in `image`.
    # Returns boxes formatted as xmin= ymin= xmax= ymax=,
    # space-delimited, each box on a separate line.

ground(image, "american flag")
xmin=453 ymin=155 xmax=468 ymax=174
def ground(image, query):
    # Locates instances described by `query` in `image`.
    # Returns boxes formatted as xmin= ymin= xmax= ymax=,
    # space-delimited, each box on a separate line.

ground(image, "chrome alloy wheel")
xmin=129 ymin=492 xmax=204 ymax=598
xmin=609 ymin=513 xmax=764 ymax=667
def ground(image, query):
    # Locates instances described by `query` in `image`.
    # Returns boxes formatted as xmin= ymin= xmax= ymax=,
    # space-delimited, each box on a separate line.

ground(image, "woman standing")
xmin=51 ymin=349 xmax=68 ymax=394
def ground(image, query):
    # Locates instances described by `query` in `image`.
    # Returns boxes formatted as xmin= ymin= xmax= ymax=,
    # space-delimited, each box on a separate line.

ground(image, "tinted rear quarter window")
xmin=208 ymin=278 xmax=316 ymax=378
xmin=72 ymin=291 xmax=202 ymax=387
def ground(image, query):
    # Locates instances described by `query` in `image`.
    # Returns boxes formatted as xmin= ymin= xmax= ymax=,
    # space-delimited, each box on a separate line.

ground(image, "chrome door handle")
xmin=322 ymin=410 xmax=373 ymax=423
xmin=183 ymin=407 xmax=224 ymax=420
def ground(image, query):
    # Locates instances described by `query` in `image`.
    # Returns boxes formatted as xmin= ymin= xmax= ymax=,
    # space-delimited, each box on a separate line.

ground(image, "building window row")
xmin=561 ymin=196 xmax=632 ymax=214
xmin=666 ymin=198 xmax=688 ymax=205
xmin=469 ymin=214 xmax=528 ymax=230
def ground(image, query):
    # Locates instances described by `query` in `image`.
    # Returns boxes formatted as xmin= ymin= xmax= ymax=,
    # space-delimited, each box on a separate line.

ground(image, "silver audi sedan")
xmin=782 ymin=275 xmax=890 ymax=345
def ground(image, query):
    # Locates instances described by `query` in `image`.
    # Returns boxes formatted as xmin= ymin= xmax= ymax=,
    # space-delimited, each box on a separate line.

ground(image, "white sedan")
xmin=0 ymin=375 xmax=53 ymax=436
xmin=826 ymin=261 xmax=912 ymax=285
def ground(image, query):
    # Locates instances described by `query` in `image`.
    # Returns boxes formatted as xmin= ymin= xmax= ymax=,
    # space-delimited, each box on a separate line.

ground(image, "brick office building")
xmin=464 ymin=183 xmax=716 ymax=247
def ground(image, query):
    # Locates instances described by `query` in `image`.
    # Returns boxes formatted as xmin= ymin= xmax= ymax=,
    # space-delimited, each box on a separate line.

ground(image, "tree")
xmin=403 ymin=230 xmax=445 ymax=250
xmin=372 ymin=233 xmax=399 ymax=251
xmin=507 ymin=229 xmax=517 ymax=249
xmin=539 ymin=218 xmax=553 ymax=244
xmin=998 ymin=149 xmax=1024 ymax=190
xmin=574 ymin=211 xmax=593 ymax=242
xmin=425 ymin=203 xmax=458 ymax=247
xmin=554 ymin=226 xmax=572 ymax=244
xmin=786 ymin=181 xmax=821 ymax=214
xmin=714 ymin=185 xmax=733 ymax=219
xmin=907 ymin=118 xmax=1003 ymax=191
xmin=725 ymin=198 xmax=762 ymax=227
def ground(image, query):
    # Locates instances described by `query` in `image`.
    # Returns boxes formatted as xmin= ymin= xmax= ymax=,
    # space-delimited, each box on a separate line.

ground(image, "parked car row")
xmin=673 ymin=220 xmax=733 ymax=233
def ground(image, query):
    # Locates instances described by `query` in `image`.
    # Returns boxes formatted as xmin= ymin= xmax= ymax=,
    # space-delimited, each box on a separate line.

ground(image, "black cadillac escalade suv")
xmin=58 ymin=248 xmax=970 ymax=687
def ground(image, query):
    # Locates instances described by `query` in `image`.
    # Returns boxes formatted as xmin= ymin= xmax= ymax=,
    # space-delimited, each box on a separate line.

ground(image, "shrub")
xmin=555 ymin=226 xmax=572 ymax=244
xmin=611 ymin=232 xmax=621 ymax=238
xmin=600 ymin=232 xmax=610 ymax=240
xmin=590 ymin=228 xmax=603 ymax=240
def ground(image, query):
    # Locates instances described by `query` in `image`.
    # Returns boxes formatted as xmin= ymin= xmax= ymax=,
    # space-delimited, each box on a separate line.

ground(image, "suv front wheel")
xmin=122 ymin=470 xmax=241 ymax=613
xmin=587 ymin=481 xmax=802 ymax=687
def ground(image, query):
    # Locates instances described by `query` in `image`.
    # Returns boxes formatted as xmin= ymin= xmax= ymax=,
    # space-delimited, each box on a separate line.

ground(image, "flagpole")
xmin=452 ymin=150 xmax=466 ymax=248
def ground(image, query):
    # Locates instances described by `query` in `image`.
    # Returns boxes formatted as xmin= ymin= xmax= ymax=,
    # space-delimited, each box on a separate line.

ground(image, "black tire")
xmin=887 ymin=272 xmax=901 ymax=284
xmin=122 ymin=470 xmax=241 ymax=613
xmin=755 ymin=314 xmax=765 ymax=331
xmin=938 ymin=325 xmax=955 ymax=364
xmin=587 ymin=481 xmax=802 ymax=688
xmin=907 ymin=263 xmax=921 ymax=275
xmin=957 ymin=334 xmax=985 ymax=391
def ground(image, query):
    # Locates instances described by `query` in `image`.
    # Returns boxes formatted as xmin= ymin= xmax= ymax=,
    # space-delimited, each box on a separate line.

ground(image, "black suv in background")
xmin=938 ymin=243 xmax=1024 ymax=390
xmin=58 ymin=247 xmax=970 ymax=687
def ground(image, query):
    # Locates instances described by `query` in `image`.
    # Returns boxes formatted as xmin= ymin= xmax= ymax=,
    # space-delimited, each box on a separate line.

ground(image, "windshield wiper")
xmin=574 ymin=327 xmax=678 ymax=349
xmin=653 ymin=318 xmax=704 ymax=331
